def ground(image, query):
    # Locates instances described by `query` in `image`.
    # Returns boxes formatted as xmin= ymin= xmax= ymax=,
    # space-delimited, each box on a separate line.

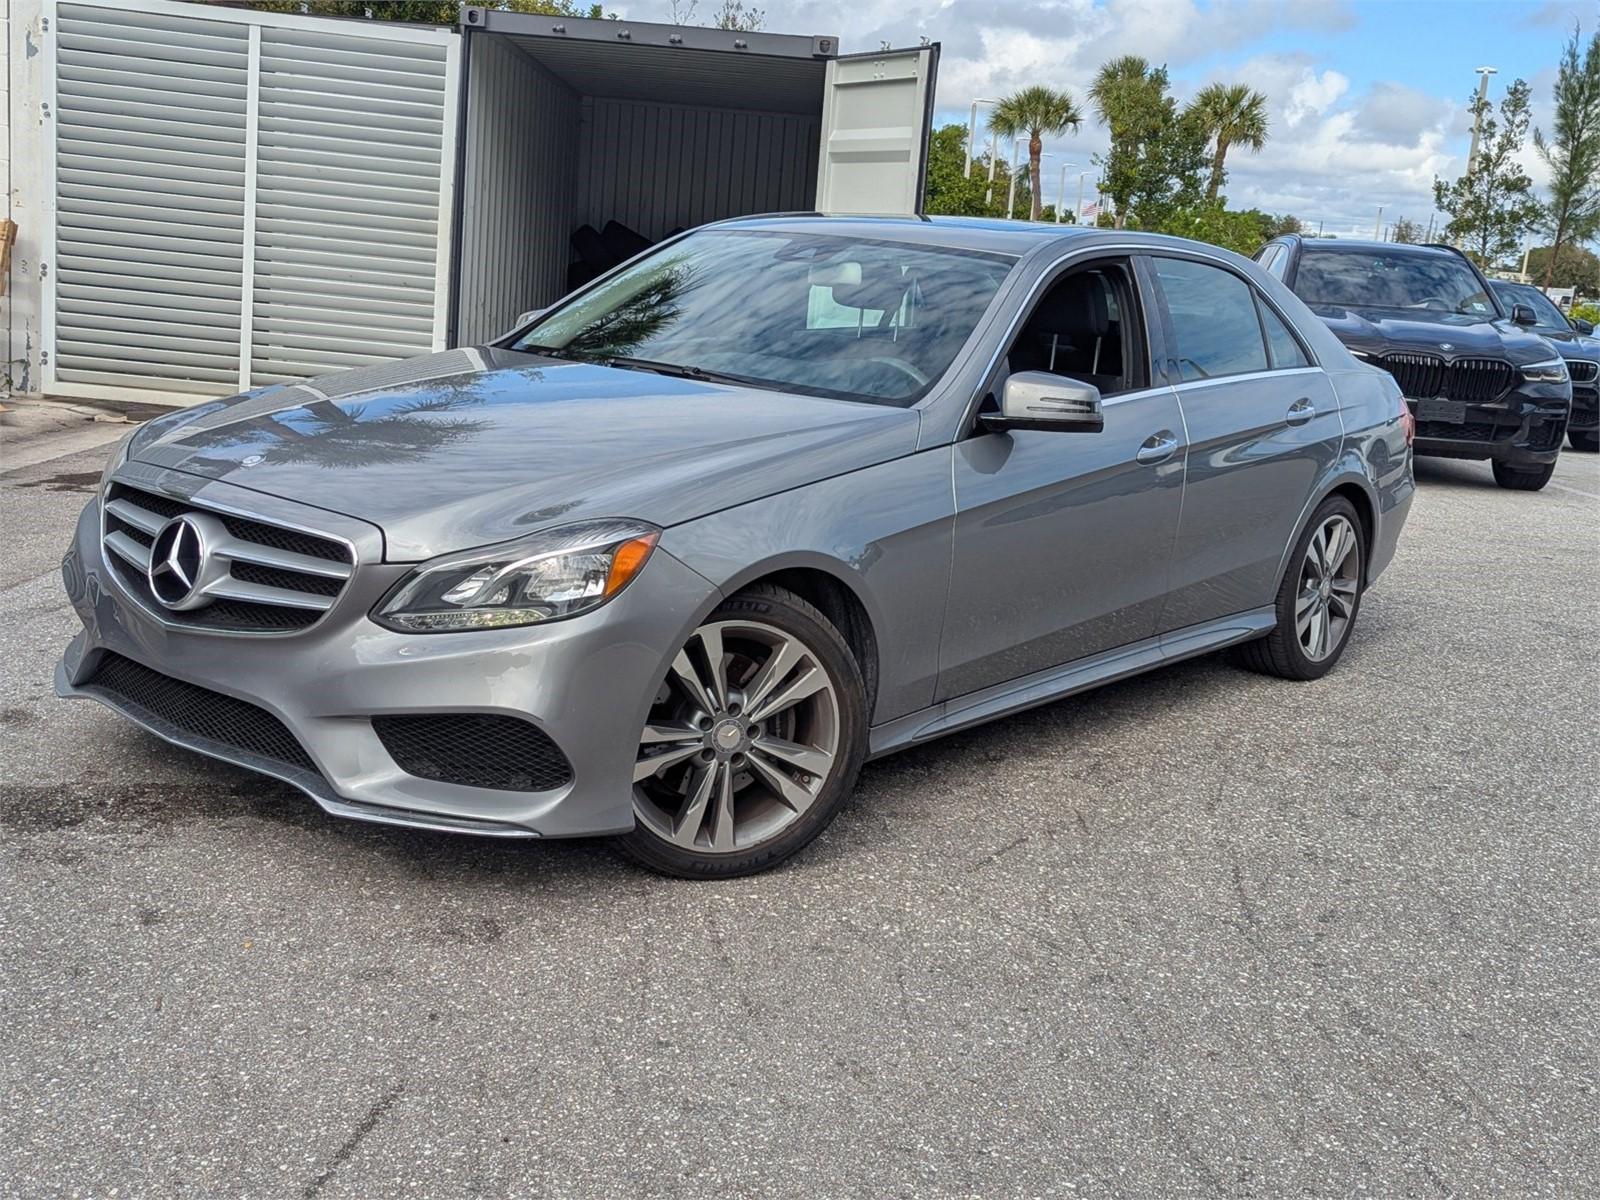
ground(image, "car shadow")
xmin=1411 ymin=457 xmax=1501 ymax=490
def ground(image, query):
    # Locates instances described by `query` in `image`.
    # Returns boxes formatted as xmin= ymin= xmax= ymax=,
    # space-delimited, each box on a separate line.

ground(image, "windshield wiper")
xmin=605 ymin=356 xmax=752 ymax=387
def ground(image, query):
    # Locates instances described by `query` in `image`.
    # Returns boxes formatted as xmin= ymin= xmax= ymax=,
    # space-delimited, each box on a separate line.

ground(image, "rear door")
xmin=1144 ymin=252 xmax=1342 ymax=633
xmin=816 ymin=47 xmax=938 ymax=215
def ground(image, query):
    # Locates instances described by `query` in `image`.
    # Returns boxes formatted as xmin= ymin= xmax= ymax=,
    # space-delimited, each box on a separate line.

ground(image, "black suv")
xmin=1257 ymin=237 xmax=1572 ymax=490
xmin=1489 ymin=279 xmax=1599 ymax=453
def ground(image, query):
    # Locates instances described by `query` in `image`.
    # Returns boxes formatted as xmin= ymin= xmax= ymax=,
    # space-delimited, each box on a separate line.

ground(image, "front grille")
xmin=101 ymin=483 xmax=353 ymax=634
xmin=373 ymin=714 xmax=574 ymax=792
xmin=1416 ymin=419 xmax=1502 ymax=443
xmin=81 ymin=652 xmax=318 ymax=775
xmin=1568 ymin=359 xmax=1598 ymax=384
xmin=1375 ymin=354 xmax=1515 ymax=403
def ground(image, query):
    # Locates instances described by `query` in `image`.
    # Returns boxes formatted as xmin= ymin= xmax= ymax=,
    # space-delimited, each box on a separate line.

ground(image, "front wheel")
xmin=619 ymin=585 xmax=867 ymax=879
xmin=1235 ymin=496 xmax=1365 ymax=682
xmin=1491 ymin=460 xmax=1556 ymax=491
xmin=1568 ymin=430 xmax=1598 ymax=453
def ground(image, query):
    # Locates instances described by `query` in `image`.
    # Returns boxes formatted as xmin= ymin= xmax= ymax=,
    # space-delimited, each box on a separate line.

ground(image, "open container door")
xmin=816 ymin=45 xmax=938 ymax=215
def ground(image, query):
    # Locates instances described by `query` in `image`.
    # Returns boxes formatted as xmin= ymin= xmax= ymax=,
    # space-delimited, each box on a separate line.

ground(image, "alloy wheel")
xmin=633 ymin=619 xmax=841 ymax=853
xmin=1296 ymin=514 xmax=1360 ymax=662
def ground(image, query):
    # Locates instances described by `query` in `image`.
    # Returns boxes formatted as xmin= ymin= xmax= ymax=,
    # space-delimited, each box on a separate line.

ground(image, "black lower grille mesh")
xmin=82 ymin=652 xmax=317 ymax=775
xmin=372 ymin=714 xmax=573 ymax=792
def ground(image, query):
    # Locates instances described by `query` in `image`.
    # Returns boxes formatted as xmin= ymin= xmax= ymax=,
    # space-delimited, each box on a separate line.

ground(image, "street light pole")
xmin=1006 ymin=135 xmax=1023 ymax=219
xmin=1053 ymin=161 xmax=1075 ymax=223
xmin=1466 ymin=66 xmax=1497 ymax=173
xmin=985 ymin=127 xmax=1000 ymax=205
xmin=965 ymin=98 xmax=1000 ymax=178
xmin=1077 ymin=172 xmax=1089 ymax=224
xmin=1374 ymin=204 xmax=1386 ymax=240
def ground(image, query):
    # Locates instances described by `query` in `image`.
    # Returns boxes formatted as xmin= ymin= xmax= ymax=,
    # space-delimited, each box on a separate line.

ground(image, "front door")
xmin=937 ymin=259 xmax=1186 ymax=702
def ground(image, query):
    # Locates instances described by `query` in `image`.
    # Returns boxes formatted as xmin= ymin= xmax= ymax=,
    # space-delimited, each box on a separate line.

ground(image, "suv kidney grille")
xmin=1568 ymin=360 xmax=1598 ymax=384
xmin=1375 ymin=354 xmax=1514 ymax=403
xmin=102 ymin=483 xmax=353 ymax=633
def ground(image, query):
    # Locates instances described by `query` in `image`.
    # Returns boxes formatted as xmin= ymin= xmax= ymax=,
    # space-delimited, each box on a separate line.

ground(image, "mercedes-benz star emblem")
xmin=147 ymin=516 xmax=209 ymax=610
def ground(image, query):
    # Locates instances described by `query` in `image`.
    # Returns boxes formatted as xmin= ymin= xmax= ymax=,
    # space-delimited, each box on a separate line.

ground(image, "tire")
xmin=1491 ymin=460 xmax=1556 ymax=491
xmin=1235 ymin=496 xmax=1366 ymax=682
xmin=1568 ymin=430 xmax=1598 ymax=453
xmin=618 ymin=584 xmax=868 ymax=879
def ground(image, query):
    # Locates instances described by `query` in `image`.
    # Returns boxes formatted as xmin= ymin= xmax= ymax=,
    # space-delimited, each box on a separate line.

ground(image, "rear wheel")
xmin=619 ymin=585 xmax=867 ymax=879
xmin=1568 ymin=430 xmax=1598 ymax=453
xmin=1235 ymin=496 xmax=1365 ymax=682
xmin=1491 ymin=460 xmax=1556 ymax=490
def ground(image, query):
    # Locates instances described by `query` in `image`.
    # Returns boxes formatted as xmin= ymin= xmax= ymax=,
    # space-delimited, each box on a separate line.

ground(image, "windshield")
xmin=1492 ymin=282 xmax=1570 ymax=332
xmin=513 ymin=230 xmax=1016 ymax=406
xmin=1294 ymin=248 xmax=1498 ymax=318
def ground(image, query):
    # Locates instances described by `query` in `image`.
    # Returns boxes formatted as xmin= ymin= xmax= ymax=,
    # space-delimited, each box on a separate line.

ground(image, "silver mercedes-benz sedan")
xmin=57 ymin=216 xmax=1415 ymax=877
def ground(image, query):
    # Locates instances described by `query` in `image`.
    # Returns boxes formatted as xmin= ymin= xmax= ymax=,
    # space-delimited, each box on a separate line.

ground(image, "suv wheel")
xmin=620 ymin=585 xmax=867 ymax=879
xmin=1569 ymin=430 xmax=1598 ymax=453
xmin=1236 ymin=496 xmax=1365 ymax=682
xmin=1491 ymin=460 xmax=1556 ymax=490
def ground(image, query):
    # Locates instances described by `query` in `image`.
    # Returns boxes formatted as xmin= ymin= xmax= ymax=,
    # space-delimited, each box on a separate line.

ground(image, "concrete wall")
xmin=3 ymin=0 xmax=43 ymax=398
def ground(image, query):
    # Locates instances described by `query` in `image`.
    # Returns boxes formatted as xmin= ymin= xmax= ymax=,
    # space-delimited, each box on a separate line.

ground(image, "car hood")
xmin=129 ymin=347 xmax=921 ymax=561
xmin=1311 ymin=305 xmax=1556 ymax=364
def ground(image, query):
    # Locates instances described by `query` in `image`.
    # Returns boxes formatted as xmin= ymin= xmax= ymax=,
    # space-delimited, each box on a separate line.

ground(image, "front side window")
xmin=1002 ymin=262 xmax=1146 ymax=396
xmin=514 ymin=230 xmax=1016 ymax=406
xmin=1292 ymin=248 xmax=1496 ymax=318
xmin=1153 ymin=257 xmax=1269 ymax=382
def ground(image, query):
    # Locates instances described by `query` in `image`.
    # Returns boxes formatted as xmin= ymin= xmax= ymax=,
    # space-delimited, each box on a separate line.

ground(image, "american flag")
xmin=1080 ymin=202 xmax=1101 ymax=219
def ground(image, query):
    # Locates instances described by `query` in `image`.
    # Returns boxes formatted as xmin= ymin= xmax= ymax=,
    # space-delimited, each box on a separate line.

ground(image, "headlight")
xmin=1521 ymin=358 xmax=1569 ymax=384
xmin=99 ymin=429 xmax=135 ymax=491
xmin=373 ymin=518 xmax=661 ymax=633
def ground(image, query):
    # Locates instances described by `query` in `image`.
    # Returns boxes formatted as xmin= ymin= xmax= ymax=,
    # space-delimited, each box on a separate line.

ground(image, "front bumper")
xmin=1569 ymin=384 xmax=1597 ymax=433
xmin=56 ymin=469 xmax=716 ymax=838
xmin=1410 ymin=390 xmax=1570 ymax=466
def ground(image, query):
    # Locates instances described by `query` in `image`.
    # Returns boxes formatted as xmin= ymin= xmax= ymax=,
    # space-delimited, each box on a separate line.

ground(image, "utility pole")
xmin=1374 ymin=204 xmax=1385 ymax=240
xmin=1466 ymin=66 xmax=1497 ymax=172
xmin=965 ymin=98 xmax=999 ymax=178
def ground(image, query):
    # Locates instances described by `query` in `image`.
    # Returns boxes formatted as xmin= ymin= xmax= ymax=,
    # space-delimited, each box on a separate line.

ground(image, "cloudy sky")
xmin=701 ymin=0 xmax=1595 ymax=235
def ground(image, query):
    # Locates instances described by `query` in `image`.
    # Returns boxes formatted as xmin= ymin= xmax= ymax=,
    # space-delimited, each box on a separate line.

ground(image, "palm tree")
xmin=988 ymin=86 xmax=1082 ymax=221
xmin=1189 ymin=82 xmax=1269 ymax=202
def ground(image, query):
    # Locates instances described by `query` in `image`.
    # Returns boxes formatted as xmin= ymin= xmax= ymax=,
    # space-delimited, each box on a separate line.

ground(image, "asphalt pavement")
xmin=2 ymin=400 xmax=1597 ymax=1198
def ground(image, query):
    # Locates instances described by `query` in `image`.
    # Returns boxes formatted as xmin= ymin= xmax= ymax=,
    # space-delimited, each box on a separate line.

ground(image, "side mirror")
xmin=499 ymin=308 xmax=547 ymax=341
xmin=982 ymin=371 xmax=1104 ymax=434
xmin=1511 ymin=303 xmax=1539 ymax=327
xmin=1572 ymin=317 xmax=1594 ymax=336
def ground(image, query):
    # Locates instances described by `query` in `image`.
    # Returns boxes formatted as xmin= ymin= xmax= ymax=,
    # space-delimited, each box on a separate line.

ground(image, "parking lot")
xmin=2 ymin=407 xmax=1597 ymax=1198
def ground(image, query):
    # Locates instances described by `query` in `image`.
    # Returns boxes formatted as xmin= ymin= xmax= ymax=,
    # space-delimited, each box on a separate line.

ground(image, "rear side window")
xmin=1263 ymin=245 xmax=1290 ymax=280
xmin=1257 ymin=244 xmax=1281 ymax=273
xmin=1258 ymin=299 xmax=1310 ymax=369
xmin=1152 ymin=257 xmax=1269 ymax=381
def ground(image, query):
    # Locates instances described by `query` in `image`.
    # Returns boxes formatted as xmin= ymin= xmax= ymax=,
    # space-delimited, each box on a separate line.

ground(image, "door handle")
xmin=1135 ymin=431 xmax=1179 ymax=465
xmin=1285 ymin=397 xmax=1316 ymax=426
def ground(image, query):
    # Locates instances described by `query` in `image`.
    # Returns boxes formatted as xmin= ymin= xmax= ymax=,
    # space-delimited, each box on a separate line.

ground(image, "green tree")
xmin=1188 ymin=82 xmax=1269 ymax=202
xmin=1262 ymin=213 xmax=1303 ymax=239
xmin=1089 ymin=57 xmax=1206 ymax=229
xmin=922 ymin=124 xmax=1029 ymax=219
xmin=1535 ymin=25 xmax=1600 ymax=287
xmin=1526 ymin=243 xmax=1600 ymax=292
xmin=987 ymin=86 xmax=1082 ymax=222
xmin=1390 ymin=217 xmax=1423 ymax=244
xmin=1158 ymin=202 xmax=1272 ymax=256
xmin=1433 ymin=78 xmax=1543 ymax=266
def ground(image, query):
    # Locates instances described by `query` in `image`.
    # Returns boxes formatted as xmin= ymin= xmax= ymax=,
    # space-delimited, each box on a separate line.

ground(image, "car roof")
xmin=1286 ymin=237 xmax=1465 ymax=259
xmin=706 ymin=213 xmax=1244 ymax=258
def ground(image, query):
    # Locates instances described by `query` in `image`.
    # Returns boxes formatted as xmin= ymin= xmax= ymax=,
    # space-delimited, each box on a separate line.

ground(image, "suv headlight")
xmin=1521 ymin=358 xmax=1569 ymax=384
xmin=373 ymin=518 xmax=660 ymax=633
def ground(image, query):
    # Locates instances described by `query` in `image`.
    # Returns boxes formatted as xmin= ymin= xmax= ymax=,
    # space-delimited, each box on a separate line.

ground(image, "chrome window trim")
xmin=1166 ymin=365 xmax=1326 ymax=396
xmin=97 ymin=471 xmax=360 ymax=639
